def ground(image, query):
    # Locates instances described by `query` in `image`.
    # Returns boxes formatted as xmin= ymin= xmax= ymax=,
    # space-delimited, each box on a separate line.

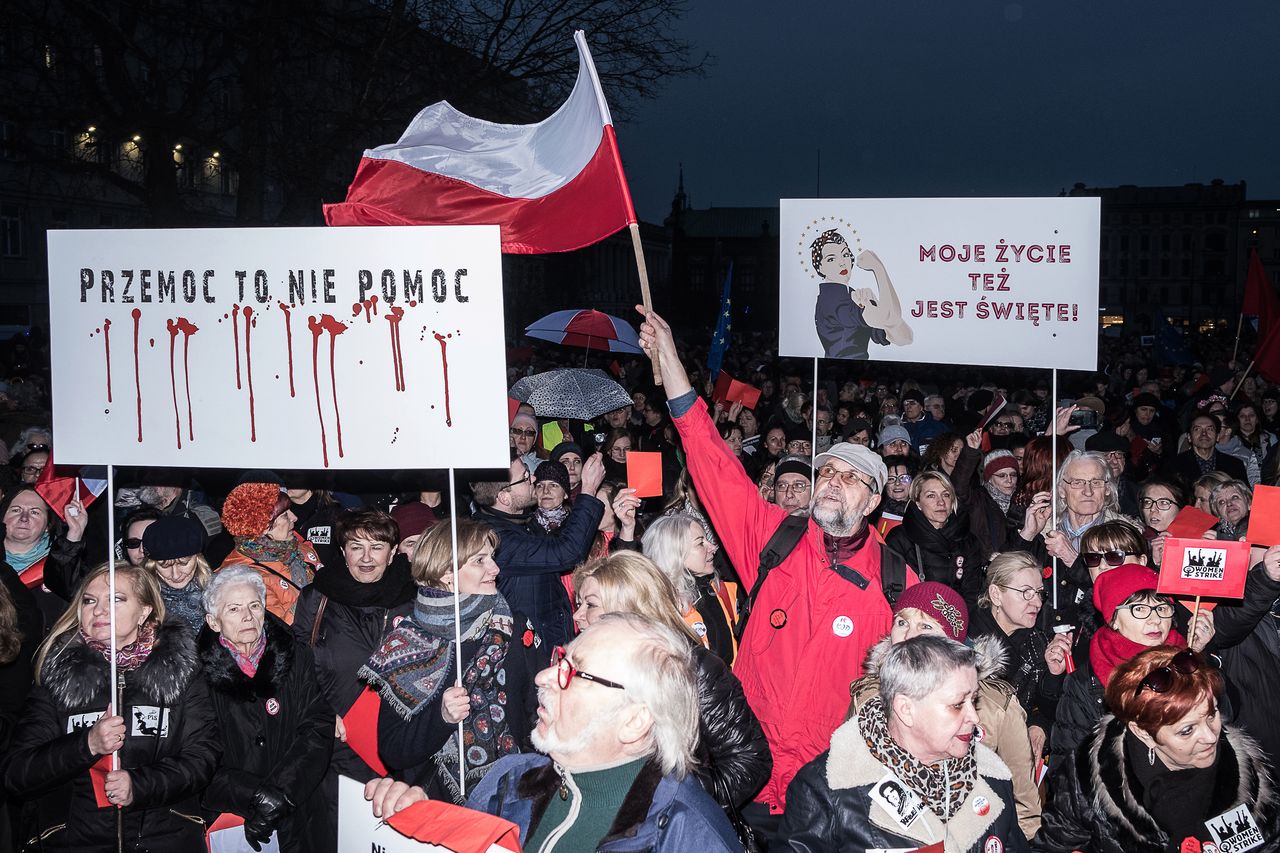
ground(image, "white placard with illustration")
xmin=48 ymin=226 xmax=509 ymax=469
xmin=779 ymin=198 xmax=1100 ymax=370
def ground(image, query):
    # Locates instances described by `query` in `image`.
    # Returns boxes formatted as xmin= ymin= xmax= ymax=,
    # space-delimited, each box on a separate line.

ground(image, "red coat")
xmin=673 ymin=400 xmax=916 ymax=813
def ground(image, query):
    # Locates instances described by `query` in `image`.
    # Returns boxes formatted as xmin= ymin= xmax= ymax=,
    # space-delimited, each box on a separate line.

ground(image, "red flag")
xmin=387 ymin=799 xmax=522 ymax=852
xmin=1254 ymin=324 xmax=1280 ymax=384
xmin=88 ymin=753 xmax=112 ymax=808
xmin=1243 ymin=248 xmax=1279 ymax=341
xmin=325 ymin=32 xmax=636 ymax=255
xmin=34 ymin=454 xmax=108 ymax=522
xmin=342 ymin=687 xmax=388 ymax=776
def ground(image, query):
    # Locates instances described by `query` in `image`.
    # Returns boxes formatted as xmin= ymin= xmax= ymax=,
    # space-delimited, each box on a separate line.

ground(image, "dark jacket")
xmin=884 ymin=502 xmax=986 ymax=607
xmin=813 ymin=281 xmax=889 ymax=360
xmin=1034 ymin=717 xmax=1280 ymax=852
xmin=465 ymin=754 xmax=741 ymax=853
xmin=953 ymin=445 xmax=1017 ymax=558
xmin=473 ymin=496 xmax=604 ymax=649
xmin=969 ymin=608 xmax=1063 ymax=738
xmin=1208 ymin=565 xmax=1280 ymax=767
xmin=376 ymin=611 xmax=546 ymax=803
xmin=199 ymin=617 xmax=333 ymax=853
xmin=691 ymin=644 xmax=771 ymax=811
xmin=3 ymin=623 xmax=220 ymax=853
xmin=1161 ymin=449 xmax=1248 ymax=492
xmin=1049 ymin=659 xmax=1105 ymax=776
xmin=290 ymin=556 xmax=415 ymax=853
xmin=780 ymin=711 xmax=1029 ymax=852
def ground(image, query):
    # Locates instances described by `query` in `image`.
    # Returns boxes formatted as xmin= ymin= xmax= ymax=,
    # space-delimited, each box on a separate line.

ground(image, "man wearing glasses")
xmin=635 ymin=306 xmax=917 ymax=839
xmin=470 ymin=454 xmax=605 ymax=647
xmin=363 ymin=614 xmax=740 ymax=851
xmin=773 ymin=457 xmax=812 ymax=517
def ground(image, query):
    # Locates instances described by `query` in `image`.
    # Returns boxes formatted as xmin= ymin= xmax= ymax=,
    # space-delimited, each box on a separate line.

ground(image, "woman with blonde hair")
xmin=140 ymin=515 xmax=212 ymax=633
xmin=572 ymin=552 xmax=770 ymax=822
xmin=360 ymin=519 xmax=545 ymax=804
xmin=4 ymin=562 xmax=219 ymax=852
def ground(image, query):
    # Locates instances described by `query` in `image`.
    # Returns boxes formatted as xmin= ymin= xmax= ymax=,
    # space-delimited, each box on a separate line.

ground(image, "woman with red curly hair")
xmin=1034 ymin=645 xmax=1280 ymax=852
xmin=219 ymin=482 xmax=321 ymax=624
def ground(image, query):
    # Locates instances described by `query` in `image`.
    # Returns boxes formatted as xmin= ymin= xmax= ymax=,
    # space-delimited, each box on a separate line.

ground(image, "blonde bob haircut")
xmin=34 ymin=562 xmax=165 ymax=682
xmin=409 ymin=518 xmax=499 ymax=590
xmin=908 ymin=470 xmax=958 ymax=516
xmin=978 ymin=550 xmax=1041 ymax=609
xmin=572 ymin=552 xmax=698 ymax=645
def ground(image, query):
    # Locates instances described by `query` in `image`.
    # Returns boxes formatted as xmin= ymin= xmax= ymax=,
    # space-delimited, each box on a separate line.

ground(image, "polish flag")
xmin=324 ymin=31 xmax=637 ymax=254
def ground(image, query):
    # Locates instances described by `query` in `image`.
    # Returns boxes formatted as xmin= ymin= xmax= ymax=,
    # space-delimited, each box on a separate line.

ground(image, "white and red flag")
xmin=324 ymin=31 xmax=637 ymax=254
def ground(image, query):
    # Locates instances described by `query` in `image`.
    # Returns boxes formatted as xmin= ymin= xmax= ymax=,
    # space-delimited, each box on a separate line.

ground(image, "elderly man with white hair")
xmin=200 ymin=565 xmax=333 ymax=853
xmin=365 ymin=612 xmax=740 ymax=851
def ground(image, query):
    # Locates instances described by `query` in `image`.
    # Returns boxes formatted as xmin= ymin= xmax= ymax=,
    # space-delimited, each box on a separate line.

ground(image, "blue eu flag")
xmin=707 ymin=263 xmax=733 ymax=380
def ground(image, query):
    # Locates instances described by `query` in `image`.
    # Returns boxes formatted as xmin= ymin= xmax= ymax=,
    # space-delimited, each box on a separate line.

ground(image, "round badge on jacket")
xmin=832 ymin=615 xmax=853 ymax=637
xmin=983 ymin=836 xmax=1002 ymax=853
xmin=265 ymin=698 xmax=280 ymax=716
xmin=973 ymin=795 xmax=990 ymax=816
xmin=769 ymin=609 xmax=787 ymax=629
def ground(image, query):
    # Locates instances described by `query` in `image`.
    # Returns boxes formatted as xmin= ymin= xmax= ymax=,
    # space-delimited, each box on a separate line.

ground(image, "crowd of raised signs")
xmin=2 ymin=316 xmax=1280 ymax=853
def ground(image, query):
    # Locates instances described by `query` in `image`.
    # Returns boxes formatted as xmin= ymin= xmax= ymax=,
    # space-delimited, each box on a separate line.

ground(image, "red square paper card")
xmin=1246 ymin=484 xmax=1280 ymax=547
xmin=1166 ymin=506 xmax=1219 ymax=539
xmin=1158 ymin=537 xmax=1250 ymax=600
xmin=627 ymin=452 xmax=664 ymax=498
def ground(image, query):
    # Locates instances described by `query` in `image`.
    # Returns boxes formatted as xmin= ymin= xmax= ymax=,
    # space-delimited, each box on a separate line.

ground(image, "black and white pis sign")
xmin=1207 ymin=804 xmax=1264 ymax=853
xmin=67 ymin=711 xmax=104 ymax=733
xmin=131 ymin=705 xmax=171 ymax=738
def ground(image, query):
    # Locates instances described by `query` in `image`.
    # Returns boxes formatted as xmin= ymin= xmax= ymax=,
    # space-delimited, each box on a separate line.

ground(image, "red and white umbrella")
xmin=525 ymin=309 xmax=642 ymax=354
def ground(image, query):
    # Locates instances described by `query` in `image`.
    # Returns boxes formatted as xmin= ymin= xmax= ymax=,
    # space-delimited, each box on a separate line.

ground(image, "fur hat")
xmin=221 ymin=482 xmax=288 ymax=538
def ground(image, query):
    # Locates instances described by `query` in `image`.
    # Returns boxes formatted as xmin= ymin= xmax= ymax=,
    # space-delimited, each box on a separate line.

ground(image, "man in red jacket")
xmin=637 ymin=307 xmax=917 ymax=838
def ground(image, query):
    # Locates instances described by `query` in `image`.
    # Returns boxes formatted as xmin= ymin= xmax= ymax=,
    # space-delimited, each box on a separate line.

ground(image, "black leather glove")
xmin=244 ymin=785 xmax=293 ymax=851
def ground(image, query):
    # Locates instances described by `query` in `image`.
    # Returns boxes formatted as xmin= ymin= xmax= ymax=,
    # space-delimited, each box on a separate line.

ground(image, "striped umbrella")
xmin=525 ymin=309 xmax=642 ymax=354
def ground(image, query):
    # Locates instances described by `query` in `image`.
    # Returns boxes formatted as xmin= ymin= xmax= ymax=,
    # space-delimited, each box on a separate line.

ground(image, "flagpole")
xmin=1230 ymin=360 xmax=1256 ymax=401
xmin=1050 ymin=368 xmax=1059 ymax=612
xmin=1232 ymin=312 xmax=1245 ymax=365
xmin=105 ymin=464 xmax=121 ymax=772
xmin=448 ymin=466 xmax=465 ymax=799
xmin=629 ymin=223 xmax=662 ymax=386
xmin=811 ymin=357 xmax=819 ymax=480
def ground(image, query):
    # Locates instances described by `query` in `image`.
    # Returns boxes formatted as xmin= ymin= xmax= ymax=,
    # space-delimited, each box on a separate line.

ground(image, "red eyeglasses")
xmin=550 ymin=646 xmax=626 ymax=691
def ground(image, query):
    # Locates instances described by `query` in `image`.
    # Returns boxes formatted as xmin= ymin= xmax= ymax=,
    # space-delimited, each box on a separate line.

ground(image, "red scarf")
xmin=1090 ymin=624 xmax=1186 ymax=687
xmin=82 ymin=623 xmax=156 ymax=672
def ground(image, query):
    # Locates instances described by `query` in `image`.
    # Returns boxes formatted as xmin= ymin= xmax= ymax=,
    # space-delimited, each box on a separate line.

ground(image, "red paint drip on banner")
xmin=131 ymin=308 xmax=143 ymax=442
xmin=386 ymin=307 xmax=405 ymax=391
xmin=322 ymin=315 xmax=348 ymax=458
xmin=308 ymin=316 xmax=330 ymax=468
xmin=102 ymin=318 xmax=113 ymax=403
xmin=434 ymin=332 xmax=453 ymax=427
xmin=231 ymin=304 xmax=242 ymax=389
xmin=279 ymin=302 xmax=296 ymax=397
xmin=167 ymin=320 xmax=183 ymax=449
xmin=176 ymin=318 xmax=198 ymax=440
xmin=243 ymin=306 xmax=256 ymax=442
xmin=308 ymin=314 xmax=349 ymax=466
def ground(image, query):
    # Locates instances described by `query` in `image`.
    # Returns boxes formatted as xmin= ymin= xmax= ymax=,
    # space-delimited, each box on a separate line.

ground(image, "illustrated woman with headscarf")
xmin=811 ymin=230 xmax=913 ymax=359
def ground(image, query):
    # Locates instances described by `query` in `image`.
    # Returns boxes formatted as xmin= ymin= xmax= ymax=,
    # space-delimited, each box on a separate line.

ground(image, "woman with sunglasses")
xmin=1034 ymin=646 xmax=1280 ymax=853
xmin=971 ymin=551 xmax=1067 ymax=763
xmin=362 ymin=520 xmax=545 ymax=805
xmin=140 ymin=515 xmax=211 ymax=633
xmin=1049 ymin=562 xmax=1214 ymax=775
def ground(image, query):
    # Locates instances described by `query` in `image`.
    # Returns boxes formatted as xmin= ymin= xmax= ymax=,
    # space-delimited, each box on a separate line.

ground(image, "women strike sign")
xmin=48 ymin=226 xmax=510 ymax=470
xmin=778 ymin=198 xmax=1100 ymax=369
xmin=1157 ymin=537 xmax=1251 ymax=600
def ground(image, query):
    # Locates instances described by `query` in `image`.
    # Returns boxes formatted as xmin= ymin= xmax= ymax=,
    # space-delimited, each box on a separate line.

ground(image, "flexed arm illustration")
xmin=853 ymin=249 xmax=913 ymax=345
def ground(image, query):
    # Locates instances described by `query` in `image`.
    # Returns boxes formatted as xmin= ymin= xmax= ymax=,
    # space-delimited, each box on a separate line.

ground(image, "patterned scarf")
xmin=534 ymin=505 xmax=570 ymax=532
xmin=236 ymin=535 xmax=312 ymax=589
xmin=7 ymin=531 xmax=51 ymax=572
xmin=858 ymin=695 xmax=977 ymax=821
xmin=219 ymin=631 xmax=267 ymax=677
xmin=82 ymin=622 xmax=157 ymax=672
xmin=984 ymin=481 xmax=1013 ymax=514
xmin=360 ymin=586 xmax=517 ymax=803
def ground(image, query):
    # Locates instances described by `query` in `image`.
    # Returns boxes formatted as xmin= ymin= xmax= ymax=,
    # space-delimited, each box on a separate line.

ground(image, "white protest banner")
xmin=779 ymin=198 xmax=1100 ymax=370
xmin=336 ymin=776 xmax=518 ymax=853
xmin=48 ymin=226 xmax=509 ymax=469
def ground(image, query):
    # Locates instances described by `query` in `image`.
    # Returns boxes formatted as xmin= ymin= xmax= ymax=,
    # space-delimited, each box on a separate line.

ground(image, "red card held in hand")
xmin=627 ymin=452 xmax=664 ymax=498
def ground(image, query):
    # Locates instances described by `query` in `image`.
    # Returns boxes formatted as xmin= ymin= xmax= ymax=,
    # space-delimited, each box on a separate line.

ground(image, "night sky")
xmin=616 ymin=1 xmax=1280 ymax=224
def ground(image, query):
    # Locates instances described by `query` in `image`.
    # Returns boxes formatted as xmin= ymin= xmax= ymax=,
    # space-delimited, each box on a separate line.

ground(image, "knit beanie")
xmin=1092 ymin=563 xmax=1161 ymax=621
xmin=982 ymin=450 xmax=1018 ymax=481
xmin=390 ymin=501 xmax=436 ymax=540
xmin=222 ymin=482 xmax=288 ymax=538
xmin=141 ymin=515 xmax=207 ymax=560
xmin=534 ymin=460 xmax=571 ymax=494
xmin=892 ymin=581 xmax=969 ymax=642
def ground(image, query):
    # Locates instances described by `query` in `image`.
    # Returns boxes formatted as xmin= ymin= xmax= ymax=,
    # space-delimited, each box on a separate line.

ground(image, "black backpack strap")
xmin=879 ymin=542 xmax=908 ymax=606
xmin=735 ymin=515 xmax=809 ymax=641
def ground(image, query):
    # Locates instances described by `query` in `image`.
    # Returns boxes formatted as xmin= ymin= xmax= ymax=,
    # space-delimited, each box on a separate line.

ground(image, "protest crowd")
xmin=3 ymin=304 xmax=1280 ymax=853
